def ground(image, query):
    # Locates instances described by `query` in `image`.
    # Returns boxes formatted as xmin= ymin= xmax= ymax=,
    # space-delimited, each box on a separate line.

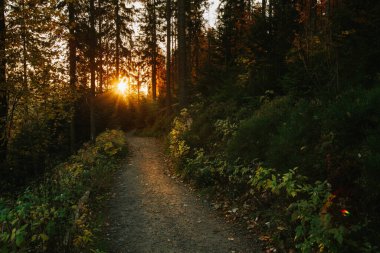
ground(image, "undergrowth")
xmin=0 ymin=129 xmax=127 ymax=253
xmin=168 ymin=87 xmax=380 ymax=252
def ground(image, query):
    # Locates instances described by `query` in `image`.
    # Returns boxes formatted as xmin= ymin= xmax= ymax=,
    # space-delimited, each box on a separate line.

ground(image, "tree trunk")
xmin=105 ymin=40 xmax=110 ymax=90
xmin=0 ymin=0 xmax=7 ymax=163
xmin=172 ymin=15 xmax=177 ymax=93
xmin=89 ymin=0 xmax=96 ymax=141
xmin=166 ymin=0 xmax=172 ymax=107
xmin=152 ymin=0 xmax=157 ymax=100
xmin=21 ymin=0 xmax=27 ymax=91
xmin=178 ymin=0 xmax=187 ymax=107
xmin=98 ymin=0 xmax=103 ymax=93
xmin=207 ymin=29 xmax=211 ymax=66
xmin=309 ymin=0 xmax=317 ymax=33
xmin=68 ymin=1 xmax=77 ymax=152
xmin=115 ymin=0 xmax=120 ymax=79
xmin=262 ymin=0 xmax=266 ymax=18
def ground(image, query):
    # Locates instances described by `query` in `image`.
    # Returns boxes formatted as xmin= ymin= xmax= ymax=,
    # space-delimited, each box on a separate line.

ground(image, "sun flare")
xmin=115 ymin=76 xmax=150 ymax=97
xmin=117 ymin=80 xmax=128 ymax=94
xmin=140 ymin=85 xmax=148 ymax=96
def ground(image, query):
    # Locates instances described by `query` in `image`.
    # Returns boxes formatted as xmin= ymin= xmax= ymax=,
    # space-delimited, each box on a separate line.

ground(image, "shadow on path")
xmin=105 ymin=136 xmax=259 ymax=253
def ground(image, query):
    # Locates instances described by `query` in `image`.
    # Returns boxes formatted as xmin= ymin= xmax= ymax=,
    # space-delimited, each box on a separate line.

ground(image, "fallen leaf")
xmin=259 ymin=235 xmax=271 ymax=241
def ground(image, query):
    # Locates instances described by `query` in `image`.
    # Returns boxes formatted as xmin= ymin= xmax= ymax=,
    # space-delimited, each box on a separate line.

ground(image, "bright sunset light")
xmin=117 ymin=79 xmax=128 ymax=94
xmin=140 ymin=85 xmax=148 ymax=96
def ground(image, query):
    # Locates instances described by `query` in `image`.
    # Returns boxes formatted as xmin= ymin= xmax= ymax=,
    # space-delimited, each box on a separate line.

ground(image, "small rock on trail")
xmin=104 ymin=136 xmax=259 ymax=253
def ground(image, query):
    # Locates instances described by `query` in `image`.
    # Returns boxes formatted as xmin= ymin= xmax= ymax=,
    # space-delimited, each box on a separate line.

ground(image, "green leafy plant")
xmin=0 ymin=129 xmax=127 ymax=253
xmin=168 ymin=109 xmax=192 ymax=161
xmin=248 ymin=166 xmax=346 ymax=252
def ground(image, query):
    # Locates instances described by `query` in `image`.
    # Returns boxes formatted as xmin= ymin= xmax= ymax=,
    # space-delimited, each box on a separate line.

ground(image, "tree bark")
xmin=0 ymin=0 xmax=7 ymax=162
xmin=98 ymin=0 xmax=103 ymax=93
xmin=262 ymin=0 xmax=266 ymax=18
xmin=89 ymin=0 xmax=96 ymax=141
xmin=178 ymin=0 xmax=187 ymax=107
xmin=137 ymin=70 xmax=141 ymax=103
xmin=68 ymin=1 xmax=77 ymax=152
xmin=166 ymin=0 xmax=172 ymax=107
xmin=115 ymin=0 xmax=120 ymax=79
xmin=152 ymin=0 xmax=157 ymax=100
xmin=21 ymin=0 xmax=27 ymax=90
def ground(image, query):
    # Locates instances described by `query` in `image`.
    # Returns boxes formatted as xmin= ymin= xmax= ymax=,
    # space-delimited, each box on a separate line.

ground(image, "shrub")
xmin=5 ymin=119 xmax=69 ymax=187
xmin=249 ymin=167 xmax=345 ymax=252
xmin=168 ymin=86 xmax=380 ymax=251
xmin=227 ymin=96 xmax=293 ymax=163
xmin=168 ymin=109 xmax=192 ymax=162
xmin=266 ymin=99 xmax=324 ymax=178
xmin=0 ymin=129 xmax=127 ymax=253
xmin=320 ymin=87 xmax=380 ymax=248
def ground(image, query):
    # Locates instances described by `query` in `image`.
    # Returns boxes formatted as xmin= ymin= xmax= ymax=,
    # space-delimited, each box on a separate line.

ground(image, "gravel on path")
xmin=104 ymin=136 xmax=259 ymax=253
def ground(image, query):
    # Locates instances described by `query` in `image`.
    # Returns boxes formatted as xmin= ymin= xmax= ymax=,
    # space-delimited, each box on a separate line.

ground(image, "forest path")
xmin=104 ymin=136 xmax=258 ymax=253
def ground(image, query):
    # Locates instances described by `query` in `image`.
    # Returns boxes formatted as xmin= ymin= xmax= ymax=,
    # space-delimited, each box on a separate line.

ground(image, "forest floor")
xmin=102 ymin=136 xmax=259 ymax=253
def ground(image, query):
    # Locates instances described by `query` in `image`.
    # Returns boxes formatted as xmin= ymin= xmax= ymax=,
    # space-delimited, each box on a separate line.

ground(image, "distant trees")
xmin=146 ymin=0 xmax=158 ymax=101
xmin=139 ymin=0 xmax=161 ymax=101
xmin=4 ymin=0 xmax=378 ymax=176
xmin=0 ymin=0 xmax=138 ymax=180
xmin=73 ymin=0 xmax=134 ymax=141
xmin=113 ymin=0 xmax=134 ymax=80
xmin=136 ymin=0 xmax=209 ymax=107
xmin=218 ymin=0 xmax=247 ymax=67
xmin=134 ymin=0 xmax=209 ymax=107
xmin=0 ymin=0 xmax=72 ymax=181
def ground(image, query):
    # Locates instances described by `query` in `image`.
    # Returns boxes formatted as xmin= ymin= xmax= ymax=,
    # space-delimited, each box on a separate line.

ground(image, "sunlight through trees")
xmin=1 ymin=0 xmax=380 ymax=252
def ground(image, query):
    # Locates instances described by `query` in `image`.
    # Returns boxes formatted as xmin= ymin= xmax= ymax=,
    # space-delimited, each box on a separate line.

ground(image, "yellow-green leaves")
xmin=169 ymin=109 xmax=192 ymax=160
xmin=0 ymin=130 xmax=127 ymax=252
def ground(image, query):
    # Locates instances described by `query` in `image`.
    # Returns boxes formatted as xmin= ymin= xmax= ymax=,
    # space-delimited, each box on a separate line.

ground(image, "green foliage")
xmin=182 ymin=149 xmax=229 ymax=188
xmin=168 ymin=85 xmax=380 ymax=251
xmin=227 ymin=96 xmax=293 ymax=162
xmin=0 ymin=130 xmax=127 ymax=253
xmin=214 ymin=118 xmax=238 ymax=142
xmin=171 ymin=127 xmax=347 ymax=251
xmin=248 ymin=166 xmax=346 ymax=252
xmin=182 ymin=148 xmax=210 ymax=184
xmin=168 ymin=109 xmax=192 ymax=161
xmin=266 ymin=99 xmax=323 ymax=178
xmin=176 ymin=99 xmax=257 ymax=158
xmin=139 ymin=103 xmax=175 ymax=137
xmin=289 ymin=182 xmax=345 ymax=253
xmin=4 ymin=119 xmax=69 ymax=187
xmin=136 ymin=100 xmax=161 ymax=129
xmin=165 ymin=0 xmax=380 ymax=251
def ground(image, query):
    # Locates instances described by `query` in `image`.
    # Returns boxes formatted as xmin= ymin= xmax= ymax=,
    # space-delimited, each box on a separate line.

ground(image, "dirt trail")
xmin=104 ymin=136 xmax=258 ymax=253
